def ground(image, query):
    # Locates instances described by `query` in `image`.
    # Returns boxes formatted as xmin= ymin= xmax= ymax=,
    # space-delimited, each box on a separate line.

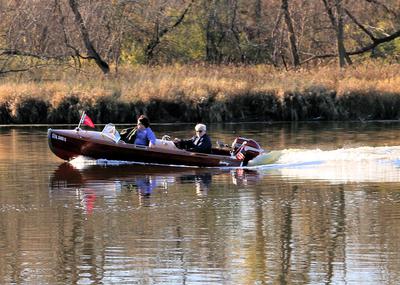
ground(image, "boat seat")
xmin=153 ymin=139 xmax=178 ymax=150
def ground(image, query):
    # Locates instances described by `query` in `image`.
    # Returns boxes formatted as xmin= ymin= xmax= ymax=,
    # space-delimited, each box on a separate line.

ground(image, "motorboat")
xmin=48 ymin=124 xmax=264 ymax=167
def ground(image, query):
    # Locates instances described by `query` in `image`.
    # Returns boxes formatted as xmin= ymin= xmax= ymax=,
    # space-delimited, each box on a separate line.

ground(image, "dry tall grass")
xmin=1 ymin=62 xmax=399 ymax=101
xmin=0 ymin=62 xmax=399 ymax=123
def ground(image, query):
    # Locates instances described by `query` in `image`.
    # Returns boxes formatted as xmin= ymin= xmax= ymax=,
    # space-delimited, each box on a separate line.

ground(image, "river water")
xmin=1 ymin=122 xmax=400 ymax=284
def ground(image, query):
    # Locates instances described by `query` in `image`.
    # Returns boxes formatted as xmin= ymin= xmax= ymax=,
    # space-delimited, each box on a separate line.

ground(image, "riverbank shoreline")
xmin=1 ymin=63 xmax=399 ymax=124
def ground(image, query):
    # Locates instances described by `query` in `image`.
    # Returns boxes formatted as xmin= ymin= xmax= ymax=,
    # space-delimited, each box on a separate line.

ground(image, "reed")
xmin=0 ymin=62 xmax=399 ymax=123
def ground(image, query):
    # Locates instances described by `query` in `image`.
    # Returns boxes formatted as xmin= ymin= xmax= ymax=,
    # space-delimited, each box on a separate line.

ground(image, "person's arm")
xmin=147 ymin=128 xmax=157 ymax=147
xmin=175 ymin=136 xmax=195 ymax=150
xmin=120 ymin=127 xmax=137 ymax=144
xmin=120 ymin=127 xmax=134 ymax=140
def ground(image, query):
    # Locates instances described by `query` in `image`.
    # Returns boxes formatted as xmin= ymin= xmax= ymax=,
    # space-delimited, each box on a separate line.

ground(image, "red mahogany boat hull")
xmin=48 ymin=128 xmax=248 ymax=167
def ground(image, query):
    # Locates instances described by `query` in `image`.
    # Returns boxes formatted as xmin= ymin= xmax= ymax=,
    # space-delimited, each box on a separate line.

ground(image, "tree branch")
xmin=344 ymin=8 xmax=376 ymax=42
xmin=348 ymin=29 xmax=400 ymax=55
xmin=301 ymin=28 xmax=400 ymax=63
xmin=159 ymin=1 xmax=193 ymax=39
xmin=68 ymin=0 xmax=110 ymax=74
xmin=0 ymin=63 xmax=64 ymax=75
xmin=145 ymin=0 xmax=194 ymax=63
xmin=364 ymin=0 xmax=398 ymax=18
xmin=322 ymin=0 xmax=337 ymax=28
xmin=0 ymin=49 xmax=71 ymax=60
xmin=55 ymin=0 xmax=81 ymax=59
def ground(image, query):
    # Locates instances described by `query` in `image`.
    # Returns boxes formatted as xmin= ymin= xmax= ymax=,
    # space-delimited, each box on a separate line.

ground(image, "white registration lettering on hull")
xmin=52 ymin=133 xmax=67 ymax=142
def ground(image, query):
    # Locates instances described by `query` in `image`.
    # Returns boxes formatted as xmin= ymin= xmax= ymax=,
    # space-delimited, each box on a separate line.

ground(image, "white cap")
xmin=195 ymin=123 xmax=206 ymax=132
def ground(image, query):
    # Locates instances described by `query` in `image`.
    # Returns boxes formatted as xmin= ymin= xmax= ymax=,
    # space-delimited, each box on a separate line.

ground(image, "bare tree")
xmin=281 ymin=0 xmax=300 ymax=67
xmin=321 ymin=0 xmax=351 ymax=67
xmin=0 ymin=0 xmax=125 ymax=74
xmin=145 ymin=0 xmax=194 ymax=63
xmin=204 ymin=0 xmax=222 ymax=63
xmin=0 ymin=0 xmax=70 ymax=74
xmin=335 ymin=0 xmax=347 ymax=67
xmin=300 ymin=0 xmax=400 ymax=64
xmin=0 ymin=0 xmax=399 ymax=73
xmin=68 ymin=0 xmax=110 ymax=74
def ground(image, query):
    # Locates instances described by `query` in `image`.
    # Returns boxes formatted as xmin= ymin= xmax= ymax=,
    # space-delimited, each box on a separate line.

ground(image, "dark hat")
xmin=138 ymin=115 xmax=150 ymax=128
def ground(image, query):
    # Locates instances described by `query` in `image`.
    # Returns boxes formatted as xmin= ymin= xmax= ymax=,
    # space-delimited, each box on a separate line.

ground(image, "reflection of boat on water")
xmin=50 ymin=162 xmax=209 ymax=188
xmin=48 ymin=128 xmax=264 ymax=167
xmin=49 ymin=162 xmax=262 ymax=212
xmin=50 ymin=162 xmax=260 ymax=193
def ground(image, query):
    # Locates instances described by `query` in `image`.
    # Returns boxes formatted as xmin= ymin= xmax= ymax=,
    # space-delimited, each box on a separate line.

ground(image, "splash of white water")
xmin=69 ymin=146 xmax=400 ymax=183
xmin=249 ymin=146 xmax=400 ymax=183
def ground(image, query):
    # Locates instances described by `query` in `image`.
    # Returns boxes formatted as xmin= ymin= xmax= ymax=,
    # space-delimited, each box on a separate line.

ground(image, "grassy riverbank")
xmin=1 ymin=62 xmax=399 ymax=124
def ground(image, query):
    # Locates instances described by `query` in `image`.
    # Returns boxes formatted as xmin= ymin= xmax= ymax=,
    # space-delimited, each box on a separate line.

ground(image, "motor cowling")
xmin=232 ymin=137 xmax=264 ymax=161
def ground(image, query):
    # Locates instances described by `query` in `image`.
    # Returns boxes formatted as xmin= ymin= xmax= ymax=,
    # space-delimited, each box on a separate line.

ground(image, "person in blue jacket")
xmin=175 ymin=123 xmax=212 ymax=154
xmin=120 ymin=115 xmax=156 ymax=146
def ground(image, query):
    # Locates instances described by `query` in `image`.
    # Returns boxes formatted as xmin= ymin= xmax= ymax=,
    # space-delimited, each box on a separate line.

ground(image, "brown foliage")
xmin=0 ymin=63 xmax=399 ymax=123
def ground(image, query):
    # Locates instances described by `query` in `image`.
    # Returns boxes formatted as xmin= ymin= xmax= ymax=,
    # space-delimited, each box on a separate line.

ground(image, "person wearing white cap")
xmin=174 ymin=123 xmax=212 ymax=153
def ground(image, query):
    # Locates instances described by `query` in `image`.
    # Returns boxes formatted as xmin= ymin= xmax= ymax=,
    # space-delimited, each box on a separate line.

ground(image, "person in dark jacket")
xmin=174 ymin=123 xmax=212 ymax=154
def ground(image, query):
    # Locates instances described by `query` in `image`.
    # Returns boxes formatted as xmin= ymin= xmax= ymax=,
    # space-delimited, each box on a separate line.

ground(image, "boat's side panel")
xmin=48 ymin=129 xmax=242 ymax=167
xmin=80 ymin=142 xmax=223 ymax=167
xmin=48 ymin=130 xmax=84 ymax=160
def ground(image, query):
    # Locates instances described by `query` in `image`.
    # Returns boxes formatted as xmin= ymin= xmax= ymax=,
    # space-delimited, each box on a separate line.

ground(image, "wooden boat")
xmin=48 ymin=127 xmax=264 ymax=167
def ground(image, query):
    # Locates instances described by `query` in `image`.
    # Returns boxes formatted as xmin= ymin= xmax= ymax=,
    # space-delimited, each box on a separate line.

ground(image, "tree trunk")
xmin=205 ymin=0 xmax=220 ymax=63
xmin=68 ymin=0 xmax=110 ymax=74
xmin=322 ymin=0 xmax=351 ymax=66
xmin=335 ymin=0 xmax=347 ymax=68
xmin=255 ymin=0 xmax=262 ymax=39
xmin=145 ymin=21 xmax=160 ymax=64
xmin=281 ymin=0 xmax=300 ymax=67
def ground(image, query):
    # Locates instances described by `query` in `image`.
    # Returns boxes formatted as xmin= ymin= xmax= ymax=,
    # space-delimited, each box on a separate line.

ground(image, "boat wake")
xmin=248 ymin=146 xmax=400 ymax=183
xmin=69 ymin=156 xmax=196 ymax=170
xmin=69 ymin=146 xmax=400 ymax=183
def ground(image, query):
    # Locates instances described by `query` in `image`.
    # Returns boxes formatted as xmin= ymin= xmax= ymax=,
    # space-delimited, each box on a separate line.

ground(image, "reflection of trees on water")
xmin=260 ymin=184 xmax=347 ymax=284
xmin=36 ymin=163 xmax=400 ymax=283
xmin=235 ymin=182 xmax=400 ymax=284
xmin=179 ymin=173 xmax=212 ymax=196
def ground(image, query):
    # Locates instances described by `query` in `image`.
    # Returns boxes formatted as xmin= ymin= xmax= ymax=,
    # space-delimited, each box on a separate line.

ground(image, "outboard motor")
xmin=231 ymin=137 xmax=264 ymax=164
